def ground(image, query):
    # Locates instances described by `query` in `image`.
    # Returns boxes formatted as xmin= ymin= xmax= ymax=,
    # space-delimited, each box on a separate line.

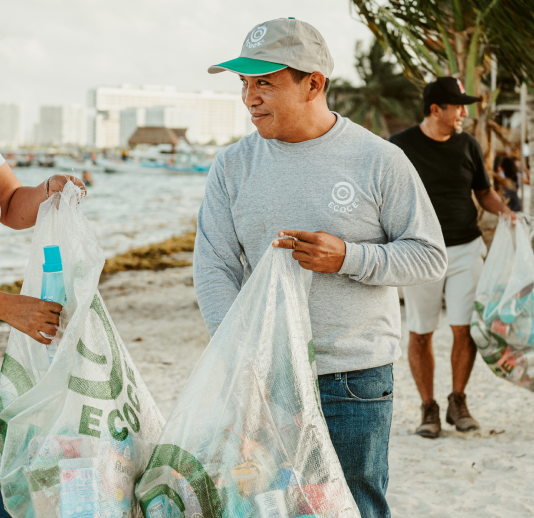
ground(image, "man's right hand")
xmin=1 ymin=294 xmax=62 ymax=345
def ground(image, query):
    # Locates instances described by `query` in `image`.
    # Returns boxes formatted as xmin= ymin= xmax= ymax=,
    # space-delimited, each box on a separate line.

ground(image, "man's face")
xmin=437 ymin=104 xmax=468 ymax=133
xmin=240 ymin=69 xmax=311 ymax=141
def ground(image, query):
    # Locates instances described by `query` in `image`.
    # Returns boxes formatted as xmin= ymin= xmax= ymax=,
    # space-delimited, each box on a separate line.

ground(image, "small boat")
xmin=97 ymin=158 xmax=150 ymax=174
xmin=140 ymin=160 xmax=166 ymax=169
xmin=163 ymin=163 xmax=210 ymax=175
xmin=55 ymin=156 xmax=104 ymax=173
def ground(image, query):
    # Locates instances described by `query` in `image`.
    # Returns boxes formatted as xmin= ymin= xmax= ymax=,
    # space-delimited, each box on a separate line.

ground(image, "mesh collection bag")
xmin=471 ymin=216 xmax=534 ymax=390
xmin=136 ymin=240 xmax=360 ymax=518
xmin=0 ymin=183 xmax=165 ymax=517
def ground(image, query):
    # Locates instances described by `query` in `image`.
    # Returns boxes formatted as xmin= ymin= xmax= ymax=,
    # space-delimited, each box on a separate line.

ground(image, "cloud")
xmin=1 ymin=0 xmax=372 ymax=132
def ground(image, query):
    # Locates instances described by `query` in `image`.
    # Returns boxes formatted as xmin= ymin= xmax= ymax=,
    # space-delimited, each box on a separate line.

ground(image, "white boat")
xmin=96 ymin=158 xmax=149 ymax=174
xmin=55 ymin=156 xmax=104 ymax=173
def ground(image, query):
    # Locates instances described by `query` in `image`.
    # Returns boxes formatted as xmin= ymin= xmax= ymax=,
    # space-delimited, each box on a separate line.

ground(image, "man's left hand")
xmin=272 ymin=230 xmax=346 ymax=273
xmin=48 ymin=174 xmax=86 ymax=196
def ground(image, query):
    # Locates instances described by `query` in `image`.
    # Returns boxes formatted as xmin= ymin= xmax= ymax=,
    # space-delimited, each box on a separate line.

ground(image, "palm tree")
xmin=329 ymin=39 xmax=422 ymax=138
xmin=349 ymin=0 xmax=534 ymax=152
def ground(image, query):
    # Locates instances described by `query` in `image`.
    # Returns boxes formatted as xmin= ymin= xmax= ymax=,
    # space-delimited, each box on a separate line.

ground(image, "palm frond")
xmin=329 ymin=38 xmax=423 ymax=135
xmin=350 ymin=0 xmax=534 ymax=86
xmin=465 ymin=25 xmax=482 ymax=115
xmin=436 ymin=22 xmax=458 ymax=75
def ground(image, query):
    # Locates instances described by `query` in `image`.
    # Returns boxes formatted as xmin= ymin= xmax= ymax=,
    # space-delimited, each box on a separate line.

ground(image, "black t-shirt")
xmin=389 ymin=125 xmax=491 ymax=247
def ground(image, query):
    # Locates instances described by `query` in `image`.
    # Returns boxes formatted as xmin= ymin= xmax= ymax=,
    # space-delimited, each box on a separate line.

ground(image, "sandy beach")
xmin=1 ymin=261 xmax=533 ymax=517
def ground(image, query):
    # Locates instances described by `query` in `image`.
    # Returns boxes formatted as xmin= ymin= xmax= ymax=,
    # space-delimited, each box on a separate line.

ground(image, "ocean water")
xmin=0 ymin=167 xmax=207 ymax=284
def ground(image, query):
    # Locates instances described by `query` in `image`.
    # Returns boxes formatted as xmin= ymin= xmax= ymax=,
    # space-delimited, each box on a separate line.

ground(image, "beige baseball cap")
xmin=208 ymin=17 xmax=334 ymax=78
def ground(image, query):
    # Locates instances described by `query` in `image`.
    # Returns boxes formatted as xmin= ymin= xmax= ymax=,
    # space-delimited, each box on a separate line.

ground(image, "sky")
xmin=1 ymin=0 xmax=373 ymax=137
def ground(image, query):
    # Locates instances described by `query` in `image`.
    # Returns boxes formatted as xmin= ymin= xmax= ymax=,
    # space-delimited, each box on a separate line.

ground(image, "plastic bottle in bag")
xmin=500 ymin=292 xmax=534 ymax=324
xmin=511 ymin=317 xmax=534 ymax=346
xmin=40 ymin=245 xmax=67 ymax=362
xmin=484 ymin=284 xmax=507 ymax=323
xmin=255 ymin=489 xmax=289 ymax=518
xmin=58 ymin=458 xmax=99 ymax=518
xmin=100 ymin=434 xmax=135 ymax=517
xmin=222 ymin=482 xmax=255 ymax=518
xmin=146 ymin=494 xmax=183 ymax=518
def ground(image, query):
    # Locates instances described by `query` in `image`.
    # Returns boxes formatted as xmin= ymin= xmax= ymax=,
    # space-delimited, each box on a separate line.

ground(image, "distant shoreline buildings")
xmin=0 ymin=103 xmax=23 ymax=148
xmin=87 ymin=84 xmax=253 ymax=148
xmin=1 ymin=85 xmax=253 ymax=149
xmin=36 ymin=105 xmax=87 ymax=147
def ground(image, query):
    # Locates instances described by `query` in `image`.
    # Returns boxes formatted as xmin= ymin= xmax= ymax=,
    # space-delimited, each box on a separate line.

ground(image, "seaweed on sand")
xmin=0 ymin=233 xmax=196 ymax=295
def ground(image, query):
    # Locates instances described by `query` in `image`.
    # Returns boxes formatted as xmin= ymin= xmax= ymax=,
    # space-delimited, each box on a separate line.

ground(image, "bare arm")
xmin=475 ymin=188 xmax=515 ymax=220
xmin=0 ymin=161 xmax=85 ymax=343
xmin=0 ymin=162 xmax=85 ymax=229
xmin=525 ymin=169 xmax=531 ymax=185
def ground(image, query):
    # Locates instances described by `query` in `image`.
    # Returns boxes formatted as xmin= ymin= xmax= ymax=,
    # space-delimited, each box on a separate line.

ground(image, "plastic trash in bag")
xmin=470 ymin=216 xmax=534 ymax=389
xmin=0 ymin=183 xmax=165 ymax=517
xmin=135 ymin=240 xmax=360 ymax=518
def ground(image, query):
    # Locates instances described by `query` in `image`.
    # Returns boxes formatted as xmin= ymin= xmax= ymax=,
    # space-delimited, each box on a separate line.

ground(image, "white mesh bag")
xmin=0 ymin=183 xmax=165 ymax=517
xmin=135 ymin=241 xmax=360 ymax=518
xmin=471 ymin=216 xmax=534 ymax=390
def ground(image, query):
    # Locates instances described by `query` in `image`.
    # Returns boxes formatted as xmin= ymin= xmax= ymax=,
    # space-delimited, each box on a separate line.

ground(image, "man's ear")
xmin=308 ymin=72 xmax=326 ymax=102
xmin=430 ymin=104 xmax=442 ymax=117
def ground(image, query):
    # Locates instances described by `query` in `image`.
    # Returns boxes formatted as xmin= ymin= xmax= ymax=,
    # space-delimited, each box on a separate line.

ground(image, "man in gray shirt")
xmin=194 ymin=18 xmax=447 ymax=518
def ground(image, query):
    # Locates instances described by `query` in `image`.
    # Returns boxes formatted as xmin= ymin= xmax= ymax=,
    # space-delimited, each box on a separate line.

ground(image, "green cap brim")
xmin=208 ymin=57 xmax=287 ymax=76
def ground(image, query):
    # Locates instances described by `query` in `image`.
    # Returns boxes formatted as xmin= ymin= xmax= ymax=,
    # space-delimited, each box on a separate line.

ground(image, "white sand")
xmin=389 ymin=306 xmax=534 ymax=517
xmin=3 ymin=264 xmax=534 ymax=516
xmin=97 ymin=260 xmax=209 ymax=418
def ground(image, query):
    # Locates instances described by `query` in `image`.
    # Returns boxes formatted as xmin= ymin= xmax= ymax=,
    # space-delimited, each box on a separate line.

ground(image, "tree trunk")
xmin=527 ymin=92 xmax=534 ymax=216
xmin=454 ymin=32 xmax=468 ymax=81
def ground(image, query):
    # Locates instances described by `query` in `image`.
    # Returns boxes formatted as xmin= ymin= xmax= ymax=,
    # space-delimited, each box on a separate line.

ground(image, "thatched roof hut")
xmin=128 ymin=127 xmax=189 ymax=150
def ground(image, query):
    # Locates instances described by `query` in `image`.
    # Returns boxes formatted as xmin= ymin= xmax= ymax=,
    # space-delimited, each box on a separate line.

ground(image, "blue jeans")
xmin=0 ymin=492 xmax=8 ymax=518
xmin=319 ymin=363 xmax=393 ymax=518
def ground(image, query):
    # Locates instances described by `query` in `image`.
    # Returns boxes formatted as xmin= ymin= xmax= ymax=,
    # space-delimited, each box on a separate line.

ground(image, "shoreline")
xmin=0 ymin=232 xmax=197 ymax=296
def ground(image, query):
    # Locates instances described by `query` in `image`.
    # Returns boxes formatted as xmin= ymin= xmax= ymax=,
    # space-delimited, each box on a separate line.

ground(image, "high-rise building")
xmin=62 ymin=105 xmax=87 ymax=146
xmin=39 ymin=106 xmax=62 ymax=145
xmin=38 ymin=105 xmax=87 ymax=146
xmin=119 ymin=108 xmax=147 ymax=147
xmin=88 ymin=85 xmax=251 ymax=148
xmin=145 ymin=106 xmax=202 ymax=144
xmin=0 ymin=103 xmax=23 ymax=148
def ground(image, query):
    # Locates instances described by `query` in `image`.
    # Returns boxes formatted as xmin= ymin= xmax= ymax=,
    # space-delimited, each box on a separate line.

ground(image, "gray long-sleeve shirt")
xmin=194 ymin=114 xmax=447 ymax=374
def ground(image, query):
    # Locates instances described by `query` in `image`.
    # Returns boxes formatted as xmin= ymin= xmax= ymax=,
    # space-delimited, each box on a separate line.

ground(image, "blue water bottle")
xmin=41 ymin=245 xmax=67 ymax=361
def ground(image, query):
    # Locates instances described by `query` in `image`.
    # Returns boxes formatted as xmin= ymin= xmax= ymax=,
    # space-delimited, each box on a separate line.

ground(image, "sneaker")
xmin=446 ymin=392 xmax=479 ymax=432
xmin=415 ymin=400 xmax=441 ymax=439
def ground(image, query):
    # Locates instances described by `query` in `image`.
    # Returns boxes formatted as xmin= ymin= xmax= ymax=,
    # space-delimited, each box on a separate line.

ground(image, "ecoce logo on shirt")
xmin=329 ymin=181 xmax=358 ymax=213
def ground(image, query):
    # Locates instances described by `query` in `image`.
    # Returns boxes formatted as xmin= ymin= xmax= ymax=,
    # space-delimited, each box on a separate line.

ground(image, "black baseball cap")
xmin=423 ymin=77 xmax=481 ymax=109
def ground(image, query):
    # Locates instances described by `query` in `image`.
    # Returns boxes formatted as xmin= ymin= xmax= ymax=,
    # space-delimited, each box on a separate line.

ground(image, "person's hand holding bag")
xmin=0 ymin=156 xmax=82 ymax=345
xmin=0 ymin=294 xmax=62 ymax=345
